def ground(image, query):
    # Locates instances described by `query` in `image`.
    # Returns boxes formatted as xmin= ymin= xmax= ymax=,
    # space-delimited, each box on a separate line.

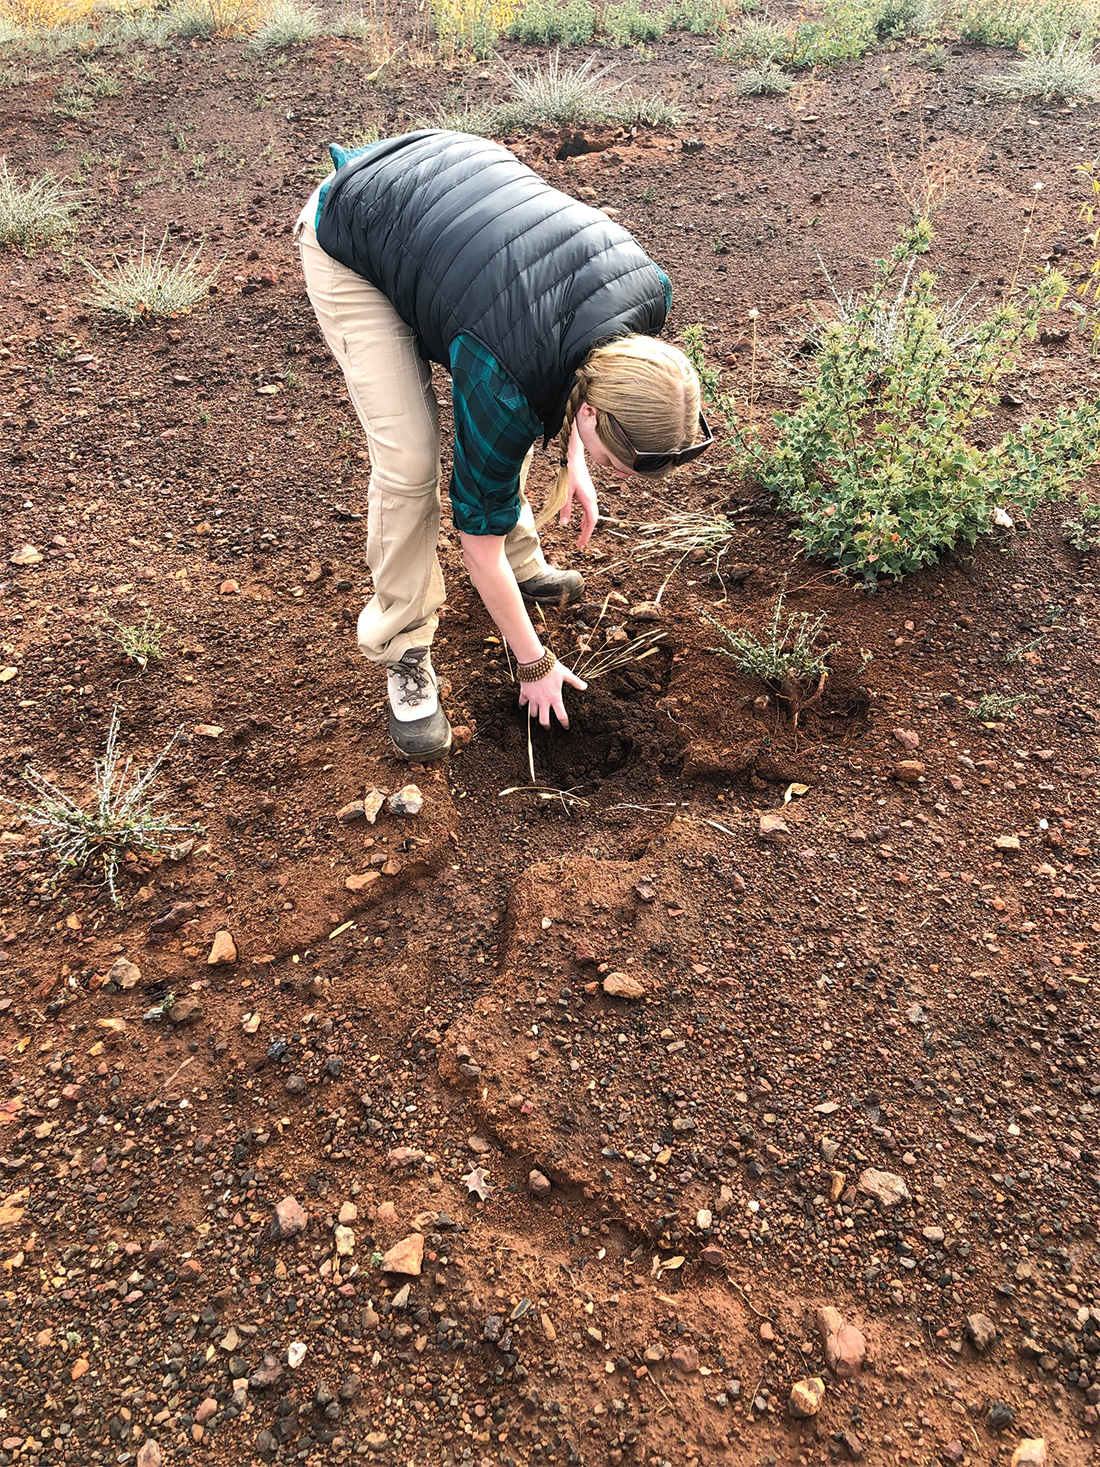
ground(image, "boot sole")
xmin=519 ymin=584 xmax=584 ymax=609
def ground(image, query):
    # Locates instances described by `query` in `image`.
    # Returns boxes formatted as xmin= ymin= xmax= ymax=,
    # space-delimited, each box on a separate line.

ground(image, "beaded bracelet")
xmin=516 ymin=649 xmax=557 ymax=683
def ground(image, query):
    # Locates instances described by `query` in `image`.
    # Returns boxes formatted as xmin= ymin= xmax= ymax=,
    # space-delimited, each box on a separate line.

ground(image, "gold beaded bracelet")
xmin=516 ymin=649 xmax=557 ymax=683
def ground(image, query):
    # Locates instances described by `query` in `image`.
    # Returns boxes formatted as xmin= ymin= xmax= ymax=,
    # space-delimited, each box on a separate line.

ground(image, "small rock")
xmin=271 ymin=1195 xmax=307 ymax=1240
xmin=334 ymin=1225 xmax=355 ymax=1256
xmin=207 ymin=930 xmax=237 ymax=966
xmin=671 ymin=1344 xmax=699 ymax=1374
xmin=345 ymin=872 xmax=380 ymax=892
xmin=150 ymin=901 xmax=194 ymax=933
xmin=966 ymin=1312 xmax=997 ymax=1353
xmin=363 ymin=1433 xmax=388 ymax=1450
xmin=167 ymin=995 xmax=202 ymax=1027
xmin=363 ymin=787 xmax=386 ymax=823
xmin=339 ymin=1373 xmax=363 ymax=1403
xmin=628 ymin=601 xmax=662 ymax=622
xmin=285 ymin=1075 xmax=306 ymax=1094
xmin=758 ymin=810 xmax=790 ymax=841
xmin=287 ymin=1342 xmax=308 ymax=1369
xmin=136 ymin=1444 xmax=162 ymax=1467
xmin=108 ymin=958 xmax=141 ymax=989
xmin=893 ymin=728 xmax=920 ymax=750
xmin=602 ymin=971 xmax=645 ymax=999
xmin=644 ymin=1344 xmax=665 ymax=1363
xmin=387 ymin=784 xmax=423 ymax=817
xmin=195 ymin=1399 xmax=217 ymax=1425
xmin=701 ymin=1245 xmax=726 ymax=1268
xmin=921 ymin=1226 xmax=945 ymax=1243
xmin=382 ymin=1234 xmax=424 ymax=1276
xmin=337 ymin=800 xmax=366 ymax=824
xmin=759 ymin=1321 xmax=775 ymax=1343
xmin=339 ymin=1202 xmax=358 ymax=1224
xmin=817 ymin=1306 xmax=866 ymax=1379
xmin=1010 ymin=1440 xmax=1047 ymax=1467
xmin=250 ymin=1356 xmax=284 ymax=1391
xmin=995 ymin=834 xmax=1021 ymax=852
xmin=987 ymin=1401 xmax=1015 ymax=1432
xmin=218 ymin=579 xmax=239 ymax=596
xmin=634 ymin=880 xmax=657 ymax=903
xmin=858 ymin=1167 xmax=910 ymax=1208
xmin=789 ymin=1377 xmax=825 ymax=1418
xmin=10 ymin=544 xmax=43 ymax=566
xmin=528 ymin=1170 xmax=552 ymax=1196
xmin=892 ymin=760 xmax=926 ymax=783
xmin=696 ymin=1208 xmax=712 ymax=1229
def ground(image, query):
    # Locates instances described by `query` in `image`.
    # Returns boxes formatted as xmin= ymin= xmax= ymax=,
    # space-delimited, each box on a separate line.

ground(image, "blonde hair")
xmin=541 ymin=334 xmax=702 ymax=528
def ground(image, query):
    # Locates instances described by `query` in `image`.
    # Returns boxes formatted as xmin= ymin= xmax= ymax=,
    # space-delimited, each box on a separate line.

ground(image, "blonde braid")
xmin=537 ymin=371 xmax=588 ymax=530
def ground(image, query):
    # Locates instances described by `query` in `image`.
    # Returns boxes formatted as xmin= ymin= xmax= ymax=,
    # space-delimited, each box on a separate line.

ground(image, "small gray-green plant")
xmin=682 ymin=322 xmax=721 ymax=402
xmin=248 ymin=0 xmax=322 ymax=49
xmin=0 ymin=709 xmax=203 ymax=904
xmin=735 ymin=60 xmax=791 ymax=91
xmin=84 ymin=229 xmax=220 ymax=324
xmin=1063 ymin=493 xmax=1100 ymax=550
xmin=0 ymin=160 xmax=76 ymax=250
xmin=507 ymin=0 xmax=595 ymax=43
xmin=604 ymin=0 xmax=666 ymax=44
xmin=101 ymin=612 xmax=171 ymax=668
xmin=666 ymin=0 xmax=735 ymax=33
xmin=706 ymin=595 xmax=839 ymax=684
xmin=970 ymin=692 xmax=1024 ymax=720
xmin=479 ymin=52 xmax=682 ymax=131
xmin=944 ymin=0 xmax=1096 ymax=48
xmin=719 ymin=10 xmax=787 ymax=58
xmin=991 ymin=34 xmax=1100 ymax=99
xmin=918 ymin=39 xmax=948 ymax=66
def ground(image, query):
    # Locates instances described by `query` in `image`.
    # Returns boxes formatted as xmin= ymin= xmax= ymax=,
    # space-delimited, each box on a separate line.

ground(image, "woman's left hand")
xmin=559 ymin=462 xmax=600 ymax=549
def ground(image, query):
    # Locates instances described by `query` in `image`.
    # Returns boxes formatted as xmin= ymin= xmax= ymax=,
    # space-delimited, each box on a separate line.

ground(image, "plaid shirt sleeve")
xmin=448 ymin=334 xmax=541 ymax=537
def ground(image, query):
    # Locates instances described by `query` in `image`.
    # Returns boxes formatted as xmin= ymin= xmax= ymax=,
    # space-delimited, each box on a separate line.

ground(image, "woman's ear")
xmin=577 ymin=401 xmax=598 ymax=425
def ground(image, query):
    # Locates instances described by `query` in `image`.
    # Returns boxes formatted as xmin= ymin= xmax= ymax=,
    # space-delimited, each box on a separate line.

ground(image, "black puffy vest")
xmin=315 ymin=130 xmax=669 ymax=442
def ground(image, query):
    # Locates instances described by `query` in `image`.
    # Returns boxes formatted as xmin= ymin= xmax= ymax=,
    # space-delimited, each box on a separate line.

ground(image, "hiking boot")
xmin=386 ymin=647 xmax=452 ymax=761
xmin=517 ymin=565 xmax=585 ymax=609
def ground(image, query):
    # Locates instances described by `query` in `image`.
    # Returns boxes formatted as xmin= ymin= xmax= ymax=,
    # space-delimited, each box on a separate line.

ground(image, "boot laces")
xmin=390 ymin=656 xmax=432 ymax=708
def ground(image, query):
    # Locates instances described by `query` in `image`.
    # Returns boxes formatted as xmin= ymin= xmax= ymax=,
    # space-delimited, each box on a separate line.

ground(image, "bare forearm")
xmin=459 ymin=533 xmax=543 ymax=664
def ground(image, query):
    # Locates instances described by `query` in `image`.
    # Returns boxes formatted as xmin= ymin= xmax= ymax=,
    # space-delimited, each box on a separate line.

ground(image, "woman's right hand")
xmin=519 ymin=661 xmax=587 ymax=729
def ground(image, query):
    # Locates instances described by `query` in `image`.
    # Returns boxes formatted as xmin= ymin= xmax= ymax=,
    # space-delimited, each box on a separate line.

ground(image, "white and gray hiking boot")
xmin=386 ymin=647 xmax=452 ymax=761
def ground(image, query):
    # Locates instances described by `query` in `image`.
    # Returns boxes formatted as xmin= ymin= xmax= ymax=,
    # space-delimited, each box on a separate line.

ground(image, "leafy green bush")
xmin=506 ymin=0 xmax=594 ymax=43
xmin=751 ymin=262 xmax=1100 ymax=586
xmin=1063 ymin=494 xmax=1100 ymax=550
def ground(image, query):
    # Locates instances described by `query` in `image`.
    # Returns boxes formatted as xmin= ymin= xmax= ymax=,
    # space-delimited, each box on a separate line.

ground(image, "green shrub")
xmin=943 ymin=0 xmax=1095 ymax=46
xmin=507 ymin=0 xmax=594 ymax=42
xmin=604 ymin=0 xmax=666 ymax=43
xmin=482 ymin=53 xmax=683 ymax=131
xmin=751 ymin=261 xmax=1100 ymax=586
xmin=666 ymin=0 xmax=735 ymax=31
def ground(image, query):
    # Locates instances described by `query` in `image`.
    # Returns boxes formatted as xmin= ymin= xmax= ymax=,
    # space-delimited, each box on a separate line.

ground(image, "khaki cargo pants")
xmin=296 ymin=200 xmax=546 ymax=665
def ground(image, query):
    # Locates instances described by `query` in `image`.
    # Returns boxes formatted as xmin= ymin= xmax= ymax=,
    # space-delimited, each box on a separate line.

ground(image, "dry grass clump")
xmin=0 ymin=160 xmax=76 ymax=250
xmin=248 ymin=0 xmax=322 ymax=47
xmin=84 ymin=230 xmax=220 ymax=323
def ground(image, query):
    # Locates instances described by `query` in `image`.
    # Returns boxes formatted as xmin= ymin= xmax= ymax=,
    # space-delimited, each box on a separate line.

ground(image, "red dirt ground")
xmin=1 ymin=13 xmax=1099 ymax=1467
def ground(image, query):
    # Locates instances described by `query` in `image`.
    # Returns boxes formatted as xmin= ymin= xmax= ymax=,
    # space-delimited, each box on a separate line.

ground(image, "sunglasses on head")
xmin=603 ymin=411 xmax=714 ymax=473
